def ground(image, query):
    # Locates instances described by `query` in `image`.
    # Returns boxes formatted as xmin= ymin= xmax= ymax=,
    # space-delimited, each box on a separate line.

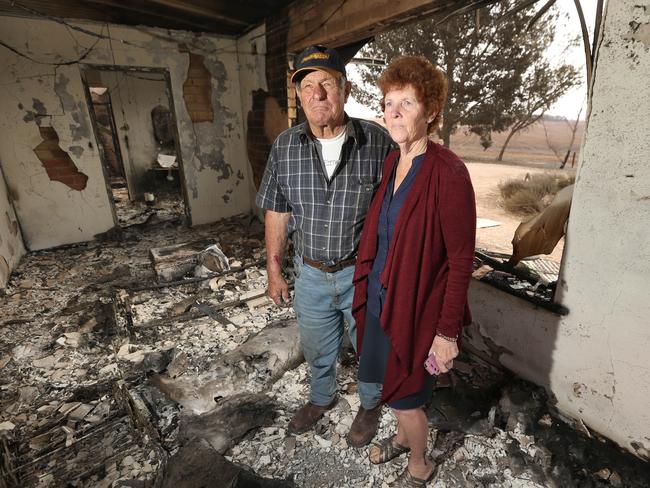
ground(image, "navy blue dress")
xmin=358 ymin=154 xmax=435 ymax=409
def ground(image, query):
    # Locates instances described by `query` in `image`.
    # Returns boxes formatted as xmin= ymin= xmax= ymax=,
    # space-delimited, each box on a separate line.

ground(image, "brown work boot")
xmin=288 ymin=398 xmax=338 ymax=434
xmin=347 ymin=404 xmax=383 ymax=447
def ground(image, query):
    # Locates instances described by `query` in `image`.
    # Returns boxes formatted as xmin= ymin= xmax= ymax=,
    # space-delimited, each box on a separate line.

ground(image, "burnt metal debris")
xmin=474 ymin=249 xmax=569 ymax=315
xmin=1 ymin=213 xmax=648 ymax=487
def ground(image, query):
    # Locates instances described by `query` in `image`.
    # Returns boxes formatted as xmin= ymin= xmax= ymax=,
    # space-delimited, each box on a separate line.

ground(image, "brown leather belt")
xmin=302 ymin=256 xmax=356 ymax=273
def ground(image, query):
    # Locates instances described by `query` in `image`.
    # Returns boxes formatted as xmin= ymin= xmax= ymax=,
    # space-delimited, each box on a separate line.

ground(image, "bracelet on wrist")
xmin=436 ymin=332 xmax=458 ymax=342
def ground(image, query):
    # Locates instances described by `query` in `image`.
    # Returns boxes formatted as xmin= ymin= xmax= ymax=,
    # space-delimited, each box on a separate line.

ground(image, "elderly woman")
xmin=352 ymin=56 xmax=476 ymax=487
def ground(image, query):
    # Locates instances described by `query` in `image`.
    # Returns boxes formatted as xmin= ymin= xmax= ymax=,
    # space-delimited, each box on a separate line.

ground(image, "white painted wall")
xmin=0 ymin=167 xmax=26 ymax=289
xmin=468 ymin=1 xmax=650 ymax=459
xmin=0 ymin=21 xmax=116 ymax=250
xmin=0 ymin=16 xmax=257 ymax=249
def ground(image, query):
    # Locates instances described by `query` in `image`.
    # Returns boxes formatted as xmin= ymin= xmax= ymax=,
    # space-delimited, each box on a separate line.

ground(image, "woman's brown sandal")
xmin=389 ymin=463 xmax=436 ymax=488
xmin=369 ymin=435 xmax=410 ymax=464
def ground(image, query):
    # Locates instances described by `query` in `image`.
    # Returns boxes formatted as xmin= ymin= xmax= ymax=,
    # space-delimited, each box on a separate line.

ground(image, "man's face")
xmin=297 ymin=70 xmax=350 ymax=130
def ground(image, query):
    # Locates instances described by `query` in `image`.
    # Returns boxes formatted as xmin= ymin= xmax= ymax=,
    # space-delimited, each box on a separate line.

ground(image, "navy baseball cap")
xmin=291 ymin=45 xmax=346 ymax=84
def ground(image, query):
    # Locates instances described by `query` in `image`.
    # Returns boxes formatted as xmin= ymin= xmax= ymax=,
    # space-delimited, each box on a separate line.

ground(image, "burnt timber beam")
xmin=285 ymin=0 xmax=500 ymax=51
xmin=143 ymin=0 xmax=249 ymax=27
xmin=82 ymin=0 xmax=218 ymax=32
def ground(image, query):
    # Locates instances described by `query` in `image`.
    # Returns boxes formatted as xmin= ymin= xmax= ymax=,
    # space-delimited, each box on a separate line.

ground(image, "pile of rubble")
xmin=1 ymin=213 xmax=648 ymax=487
xmin=111 ymin=187 xmax=185 ymax=228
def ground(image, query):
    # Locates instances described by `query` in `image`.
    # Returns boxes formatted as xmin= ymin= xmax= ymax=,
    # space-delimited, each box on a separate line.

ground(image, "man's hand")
xmin=264 ymin=210 xmax=291 ymax=307
xmin=428 ymin=335 xmax=459 ymax=373
xmin=268 ymin=271 xmax=290 ymax=306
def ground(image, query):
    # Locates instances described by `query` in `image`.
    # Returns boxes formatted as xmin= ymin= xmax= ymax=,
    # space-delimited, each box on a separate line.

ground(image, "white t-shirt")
xmin=316 ymin=129 xmax=346 ymax=179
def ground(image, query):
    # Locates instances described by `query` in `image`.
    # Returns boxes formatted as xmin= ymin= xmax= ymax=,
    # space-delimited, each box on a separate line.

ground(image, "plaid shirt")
xmin=256 ymin=116 xmax=393 ymax=263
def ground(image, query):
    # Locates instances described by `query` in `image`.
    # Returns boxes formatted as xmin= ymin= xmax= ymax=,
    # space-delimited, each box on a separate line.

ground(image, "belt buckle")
xmin=327 ymin=259 xmax=351 ymax=273
xmin=318 ymin=260 xmax=335 ymax=273
xmin=304 ymin=256 xmax=352 ymax=273
xmin=325 ymin=262 xmax=339 ymax=273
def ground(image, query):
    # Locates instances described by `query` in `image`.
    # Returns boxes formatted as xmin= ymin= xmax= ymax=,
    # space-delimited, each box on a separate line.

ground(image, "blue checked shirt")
xmin=256 ymin=116 xmax=393 ymax=263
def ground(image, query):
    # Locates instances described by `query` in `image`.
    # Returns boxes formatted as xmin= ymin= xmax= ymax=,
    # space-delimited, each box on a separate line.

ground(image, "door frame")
xmin=79 ymin=64 xmax=192 ymax=226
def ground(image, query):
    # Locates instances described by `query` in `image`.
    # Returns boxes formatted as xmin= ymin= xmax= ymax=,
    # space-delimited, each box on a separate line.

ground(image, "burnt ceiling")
xmin=0 ymin=0 xmax=294 ymax=36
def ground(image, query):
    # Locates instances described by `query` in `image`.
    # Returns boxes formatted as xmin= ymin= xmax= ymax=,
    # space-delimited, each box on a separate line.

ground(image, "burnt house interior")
xmin=1 ymin=1 xmax=649 ymax=487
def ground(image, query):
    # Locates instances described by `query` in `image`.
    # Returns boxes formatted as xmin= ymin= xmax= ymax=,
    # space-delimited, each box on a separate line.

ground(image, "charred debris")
xmin=1 ymin=213 xmax=647 ymax=487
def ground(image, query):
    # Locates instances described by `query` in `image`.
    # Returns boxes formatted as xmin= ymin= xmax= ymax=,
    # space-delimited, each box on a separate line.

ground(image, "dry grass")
xmin=499 ymin=172 xmax=575 ymax=215
xmin=449 ymin=118 xmax=585 ymax=167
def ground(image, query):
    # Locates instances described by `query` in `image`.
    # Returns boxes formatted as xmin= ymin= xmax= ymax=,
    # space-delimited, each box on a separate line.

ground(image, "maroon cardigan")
xmin=352 ymin=141 xmax=476 ymax=403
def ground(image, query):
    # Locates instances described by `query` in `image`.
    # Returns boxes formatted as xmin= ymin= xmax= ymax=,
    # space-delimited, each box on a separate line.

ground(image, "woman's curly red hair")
xmin=378 ymin=56 xmax=448 ymax=134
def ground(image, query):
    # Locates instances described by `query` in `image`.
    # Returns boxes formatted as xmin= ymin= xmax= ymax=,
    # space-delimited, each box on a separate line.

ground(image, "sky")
xmin=546 ymin=0 xmax=598 ymax=118
xmin=346 ymin=1 xmax=600 ymax=121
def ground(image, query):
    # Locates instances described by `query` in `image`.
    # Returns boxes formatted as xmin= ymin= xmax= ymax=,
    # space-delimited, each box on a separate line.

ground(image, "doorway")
xmin=81 ymin=66 xmax=190 ymax=227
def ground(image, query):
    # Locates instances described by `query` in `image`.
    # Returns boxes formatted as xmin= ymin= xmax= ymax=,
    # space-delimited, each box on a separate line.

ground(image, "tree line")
xmin=352 ymin=0 xmax=581 ymax=160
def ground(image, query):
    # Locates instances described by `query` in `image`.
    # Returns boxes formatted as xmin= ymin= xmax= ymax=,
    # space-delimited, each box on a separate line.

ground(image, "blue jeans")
xmin=293 ymin=256 xmax=382 ymax=409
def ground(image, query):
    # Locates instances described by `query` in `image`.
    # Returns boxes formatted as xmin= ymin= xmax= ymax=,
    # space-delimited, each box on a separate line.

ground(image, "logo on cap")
xmin=291 ymin=45 xmax=346 ymax=83
xmin=302 ymin=53 xmax=330 ymax=62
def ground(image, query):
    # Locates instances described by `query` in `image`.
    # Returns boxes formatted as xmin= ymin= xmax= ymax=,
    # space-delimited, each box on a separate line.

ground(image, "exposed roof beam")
xmin=285 ymin=0 xmax=500 ymax=51
xmin=83 ymin=0 xmax=216 ymax=31
xmin=142 ymin=0 xmax=249 ymax=26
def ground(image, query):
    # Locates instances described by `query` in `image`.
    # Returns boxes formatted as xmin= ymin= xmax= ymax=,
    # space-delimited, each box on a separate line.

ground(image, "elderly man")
xmin=256 ymin=45 xmax=393 ymax=446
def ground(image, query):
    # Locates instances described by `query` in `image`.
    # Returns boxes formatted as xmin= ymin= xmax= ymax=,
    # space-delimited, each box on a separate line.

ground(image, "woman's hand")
xmin=428 ymin=335 xmax=459 ymax=373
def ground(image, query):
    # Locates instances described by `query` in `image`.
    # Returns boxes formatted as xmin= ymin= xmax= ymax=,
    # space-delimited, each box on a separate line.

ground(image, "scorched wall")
xmin=0 ymin=16 xmax=260 ymax=250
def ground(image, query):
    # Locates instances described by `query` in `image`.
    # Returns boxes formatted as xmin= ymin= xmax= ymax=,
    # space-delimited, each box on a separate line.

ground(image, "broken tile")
xmin=99 ymin=363 xmax=119 ymax=375
xmin=117 ymin=344 xmax=146 ymax=364
xmin=68 ymin=403 xmax=94 ymax=421
xmin=121 ymin=455 xmax=135 ymax=468
xmin=33 ymin=355 xmax=57 ymax=368
xmin=0 ymin=355 xmax=11 ymax=369
xmin=29 ymin=432 xmax=53 ymax=450
xmin=63 ymin=332 xmax=84 ymax=347
xmin=59 ymin=402 xmax=82 ymax=416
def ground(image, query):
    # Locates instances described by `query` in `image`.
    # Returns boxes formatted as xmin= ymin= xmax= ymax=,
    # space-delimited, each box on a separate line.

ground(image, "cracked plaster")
xmin=236 ymin=25 xmax=271 ymax=215
xmin=176 ymin=40 xmax=242 ymax=211
xmin=0 ymin=15 xmax=257 ymax=247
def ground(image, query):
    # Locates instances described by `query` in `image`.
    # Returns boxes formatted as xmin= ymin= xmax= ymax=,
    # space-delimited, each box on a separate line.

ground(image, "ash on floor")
xmin=1 ymin=214 xmax=648 ymax=487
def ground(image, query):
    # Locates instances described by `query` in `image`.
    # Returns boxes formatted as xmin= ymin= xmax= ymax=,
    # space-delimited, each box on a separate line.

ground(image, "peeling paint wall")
xmin=169 ymin=34 xmax=251 ymax=221
xmin=0 ymin=166 xmax=26 ymax=289
xmin=0 ymin=55 xmax=115 ymax=250
xmin=183 ymin=53 xmax=214 ymax=124
xmin=0 ymin=15 xmax=257 ymax=249
xmin=33 ymin=126 xmax=89 ymax=191
xmin=245 ymin=14 xmax=291 ymax=191
xmin=236 ymin=25 xmax=279 ymax=210
xmin=467 ymin=1 xmax=650 ymax=459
